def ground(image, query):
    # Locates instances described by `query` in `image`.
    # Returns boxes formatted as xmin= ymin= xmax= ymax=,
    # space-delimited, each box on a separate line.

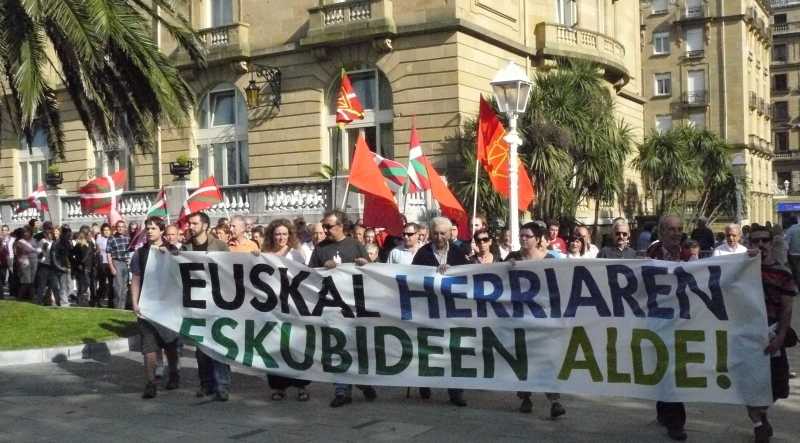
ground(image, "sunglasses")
xmin=322 ymin=224 xmax=338 ymax=230
xmin=476 ymin=237 xmax=491 ymax=243
xmin=402 ymin=232 xmax=417 ymax=237
xmin=751 ymin=237 xmax=772 ymax=244
xmin=614 ymin=232 xmax=630 ymax=237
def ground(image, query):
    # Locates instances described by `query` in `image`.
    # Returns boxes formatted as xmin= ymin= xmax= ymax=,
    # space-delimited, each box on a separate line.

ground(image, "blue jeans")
xmin=196 ymin=348 xmax=231 ymax=392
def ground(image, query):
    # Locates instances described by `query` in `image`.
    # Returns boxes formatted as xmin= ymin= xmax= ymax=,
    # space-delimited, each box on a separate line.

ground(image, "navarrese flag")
xmin=405 ymin=122 xmax=431 ymax=193
xmin=79 ymin=170 xmax=127 ymax=215
xmin=336 ymin=69 xmax=365 ymax=128
xmin=177 ymin=177 xmax=223 ymax=225
xmin=477 ymin=95 xmax=535 ymax=210
xmin=373 ymin=152 xmax=407 ymax=194
xmin=347 ymin=133 xmax=404 ymax=235
xmin=146 ymin=187 xmax=168 ymax=218
xmin=16 ymin=184 xmax=48 ymax=213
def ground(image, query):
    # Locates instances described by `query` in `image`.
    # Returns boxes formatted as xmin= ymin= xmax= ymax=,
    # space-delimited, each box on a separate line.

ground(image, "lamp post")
xmin=785 ymin=179 xmax=791 ymax=195
xmin=491 ymin=62 xmax=532 ymax=251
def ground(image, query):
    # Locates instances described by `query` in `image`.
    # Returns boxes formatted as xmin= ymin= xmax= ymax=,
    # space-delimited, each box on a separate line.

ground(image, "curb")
xmin=0 ymin=336 xmax=135 ymax=367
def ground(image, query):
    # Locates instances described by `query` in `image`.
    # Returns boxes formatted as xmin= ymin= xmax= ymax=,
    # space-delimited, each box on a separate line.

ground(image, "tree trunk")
xmin=593 ymin=198 xmax=601 ymax=242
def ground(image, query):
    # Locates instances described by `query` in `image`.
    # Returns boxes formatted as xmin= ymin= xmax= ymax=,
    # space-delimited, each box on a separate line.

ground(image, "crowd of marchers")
xmin=0 ymin=212 xmax=796 ymax=443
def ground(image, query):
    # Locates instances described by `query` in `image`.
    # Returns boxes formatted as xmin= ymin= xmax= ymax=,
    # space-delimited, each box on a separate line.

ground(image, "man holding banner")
xmin=308 ymin=210 xmax=377 ymax=408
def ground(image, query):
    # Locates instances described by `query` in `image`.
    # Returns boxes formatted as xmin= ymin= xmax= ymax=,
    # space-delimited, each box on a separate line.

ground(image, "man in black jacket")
xmin=411 ymin=216 xmax=470 ymax=406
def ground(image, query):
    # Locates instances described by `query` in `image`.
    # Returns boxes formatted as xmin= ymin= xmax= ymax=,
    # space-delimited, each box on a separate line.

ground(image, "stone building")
xmin=770 ymin=0 xmax=800 ymax=225
xmin=640 ymin=0 xmax=774 ymax=224
xmin=0 ymin=0 xmax=644 ymax=228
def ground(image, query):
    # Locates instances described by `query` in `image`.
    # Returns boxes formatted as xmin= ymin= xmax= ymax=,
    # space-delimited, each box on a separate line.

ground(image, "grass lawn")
xmin=0 ymin=300 xmax=137 ymax=351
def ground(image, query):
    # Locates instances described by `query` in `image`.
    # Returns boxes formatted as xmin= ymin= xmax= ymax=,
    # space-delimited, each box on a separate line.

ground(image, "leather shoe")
xmin=667 ymin=427 xmax=687 ymax=441
xmin=142 ymin=382 xmax=156 ymax=399
xmin=519 ymin=398 xmax=532 ymax=413
xmin=362 ymin=386 xmax=377 ymax=401
xmin=449 ymin=394 xmax=467 ymax=407
xmin=419 ymin=387 xmax=431 ymax=399
xmin=550 ymin=402 xmax=566 ymax=419
xmin=330 ymin=395 xmax=352 ymax=408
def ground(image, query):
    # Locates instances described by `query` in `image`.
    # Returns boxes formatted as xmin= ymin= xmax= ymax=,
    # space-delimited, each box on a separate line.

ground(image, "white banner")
xmin=140 ymin=251 xmax=772 ymax=406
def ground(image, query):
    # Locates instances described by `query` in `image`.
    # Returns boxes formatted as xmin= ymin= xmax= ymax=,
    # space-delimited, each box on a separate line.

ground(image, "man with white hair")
xmin=712 ymin=224 xmax=747 ymax=256
xmin=411 ymin=216 xmax=470 ymax=406
xmin=598 ymin=219 xmax=636 ymax=258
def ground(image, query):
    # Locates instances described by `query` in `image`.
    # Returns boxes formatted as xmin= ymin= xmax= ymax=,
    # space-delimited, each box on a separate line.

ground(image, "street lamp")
xmin=491 ymin=61 xmax=532 ymax=251
xmin=785 ymin=179 xmax=791 ymax=195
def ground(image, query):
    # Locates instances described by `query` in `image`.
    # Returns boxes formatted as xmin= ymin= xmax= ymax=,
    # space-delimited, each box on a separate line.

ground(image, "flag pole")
xmin=471 ymin=153 xmax=480 ymax=238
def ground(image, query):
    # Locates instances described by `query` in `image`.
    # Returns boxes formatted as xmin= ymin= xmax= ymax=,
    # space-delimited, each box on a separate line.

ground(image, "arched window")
xmin=196 ymin=83 xmax=249 ymax=185
xmin=327 ymin=68 xmax=393 ymax=170
xmin=19 ymin=126 xmax=49 ymax=196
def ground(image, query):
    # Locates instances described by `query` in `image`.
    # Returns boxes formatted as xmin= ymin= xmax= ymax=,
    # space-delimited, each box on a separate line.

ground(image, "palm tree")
xmin=0 ymin=0 xmax=205 ymax=157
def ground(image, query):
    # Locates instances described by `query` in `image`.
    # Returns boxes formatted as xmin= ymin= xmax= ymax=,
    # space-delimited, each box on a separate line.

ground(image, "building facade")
xmin=640 ymin=0 xmax=774 ymax=224
xmin=0 ymin=0 xmax=644 ymax=227
xmin=770 ymin=0 xmax=800 ymax=224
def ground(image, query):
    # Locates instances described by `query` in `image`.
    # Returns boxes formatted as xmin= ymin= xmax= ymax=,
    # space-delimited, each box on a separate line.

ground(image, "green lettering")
xmin=607 ymin=327 xmax=631 ymax=383
xmin=631 ymin=328 xmax=668 ymax=385
xmin=481 ymin=327 xmax=527 ymax=380
xmin=356 ymin=326 xmax=369 ymax=375
xmin=418 ymin=328 xmax=445 ymax=377
xmin=558 ymin=327 xmax=602 ymax=381
xmin=675 ymin=330 xmax=707 ymax=388
xmin=450 ymin=328 xmax=477 ymax=378
xmin=280 ymin=323 xmax=315 ymax=370
xmin=211 ymin=317 xmax=239 ymax=360
xmin=374 ymin=326 xmax=413 ymax=375
xmin=321 ymin=327 xmax=352 ymax=373
xmin=243 ymin=320 xmax=278 ymax=368
xmin=179 ymin=317 xmax=205 ymax=344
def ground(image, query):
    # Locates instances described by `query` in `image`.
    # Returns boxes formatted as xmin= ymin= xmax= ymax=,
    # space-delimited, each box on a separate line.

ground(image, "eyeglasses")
xmin=614 ymin=232 xmax=629 ymax=237
xmin=750 ymin=237 xmax=772 ymax=244
xmin=476 ymin=237 xmax=491 ymax=243
xmin=322 ymin=224 xmax=337 ymax=230
xmin=402 ymin=232 xmax=417 ymax=237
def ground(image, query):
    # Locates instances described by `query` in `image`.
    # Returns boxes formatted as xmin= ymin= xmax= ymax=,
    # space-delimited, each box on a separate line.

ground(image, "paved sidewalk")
xmin=0 ymin=346 xmax=798 ymax=443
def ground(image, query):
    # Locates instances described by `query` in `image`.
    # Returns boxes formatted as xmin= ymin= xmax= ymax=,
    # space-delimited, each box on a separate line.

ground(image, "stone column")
xmin=45 ymin=188 xmax=67 ymax=226
xmin=165 ymin=178 xmax=189 ymax=222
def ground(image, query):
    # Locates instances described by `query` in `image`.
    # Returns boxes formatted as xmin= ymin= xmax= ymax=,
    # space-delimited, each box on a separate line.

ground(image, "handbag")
xmin=785 ymin=327 xmax=798 ymax=348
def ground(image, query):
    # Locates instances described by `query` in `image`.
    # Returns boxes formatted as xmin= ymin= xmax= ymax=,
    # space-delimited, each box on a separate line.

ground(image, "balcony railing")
xmin=677 ymin=4 xmax=707 ymax=20
xmin=172 ymin=22 xmax=250 ymax=66
xmin=772 ymin=0 xmax=800 ymax=9
xmin=301 ymin=0 xmax=396 ymax=48
xmin=774 ymin=151 xmax=800 ymax=159
xmin=773 ymin=21 xmax=800 ymax=34
xmin=681 ymin=90 xmax=708 ymax=106
xmin=684 ymin=49 xmax=704 ymax=59
xmin=0 ymin=181 xmax=332 ymax=228
xmin=534 ymin=22 xmax=629 ymax=83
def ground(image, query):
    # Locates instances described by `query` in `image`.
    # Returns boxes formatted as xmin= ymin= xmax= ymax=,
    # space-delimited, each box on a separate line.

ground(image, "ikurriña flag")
xmin=477 ymin=95 xmax=535 ymax=210
xmin=79 ymin=170 xmax=127 ymax=215
xmin=177 ymin=177 xmax=223 ymax=224
xmin=373 ymin=152 xmax=407 ymax=194
xmin=405 ymin=121 xmax=431 ymax=193
xmin=16 ymin=184 xmax=48 ymax=213
xmin=336 ymin=69 xmax=365 ymax=127
xmin=146 ymin=187 xmax=168 ymax=218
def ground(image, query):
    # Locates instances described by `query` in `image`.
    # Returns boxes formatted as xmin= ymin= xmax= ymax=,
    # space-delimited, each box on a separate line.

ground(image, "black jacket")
xmin=412 ymin=242 xmax=470 ymax=267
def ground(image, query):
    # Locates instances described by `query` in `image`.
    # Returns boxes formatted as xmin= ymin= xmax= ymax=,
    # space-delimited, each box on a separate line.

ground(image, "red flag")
xmin=420 ymin=157 xmax=470 ymax=241
xmin=347 ymin=133 xmax=404 ymax=235
xmin=79 ymin=170 xmax=127 ymax=215
xmin=16 ymin=184 xmax=48 ymax=214
xmin=336 ymin=69 xmax=365 ymax=127
xmin=177 ymin=177 xmax=223 ymax=225
xmin=477 ymin=96 xmax=535 ymax=210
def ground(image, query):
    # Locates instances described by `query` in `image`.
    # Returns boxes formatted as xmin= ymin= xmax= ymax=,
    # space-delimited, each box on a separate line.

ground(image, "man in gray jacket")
xmin=181 ymin=211 xmax=232 ymax=401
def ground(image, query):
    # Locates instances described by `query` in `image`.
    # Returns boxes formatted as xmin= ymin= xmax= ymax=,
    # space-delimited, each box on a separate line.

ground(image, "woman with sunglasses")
xmin=471 ymin=229 xmax=499 ymax=264
xmin=505 ymin=221 xmax=566 ymax=418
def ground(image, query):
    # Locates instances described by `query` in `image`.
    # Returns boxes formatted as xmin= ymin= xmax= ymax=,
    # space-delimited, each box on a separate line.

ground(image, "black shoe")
xmin=419 ymin=387 xmax=431 ymax=399
xmin=550 ymin=402 xmax=565 ymax=419
xmin=362 ymin=386 xmax=377 ymax=401
xmin=330 ymin=395 xmax=352 ymax=408
xmin=165 ymin=374 xmax=179 ymax=390
xmin=215 ymin=389 xmax=229 ymax=402
xmin=754 ymin=424 xmax=770 ymax=443
xmin=667 ymin=427 xmax=687 ymax=441
xmin=449 ymin=394 xmax=467 ymax=407
xmin=196 ymin=386 xmax=213 ymax=398
xmin=519 ymin=397 xmax=532 ymax=413
xmin=762 ymin=415 xmax=773 ymax=437
xmin=142 ymin=382 xmax=157 ymax=399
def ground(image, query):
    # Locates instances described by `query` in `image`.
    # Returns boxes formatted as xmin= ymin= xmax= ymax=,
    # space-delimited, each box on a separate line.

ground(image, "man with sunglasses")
xmin=645 ymin=215 xmax=690 ymax=440
xmin=387 ymin=223 xmax=419 ymax=265
xmin=598 ymin=219 xmax=637 ymax=259
xmin=308 ymin=210 xmax=376 ymax=408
